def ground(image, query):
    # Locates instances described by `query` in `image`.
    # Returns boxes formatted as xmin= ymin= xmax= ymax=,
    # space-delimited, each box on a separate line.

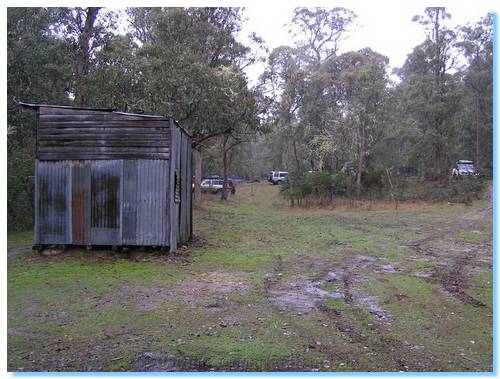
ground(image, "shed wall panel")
xmin=36 ymin=161 xmax=71 ymax=244
xmin=169 ymin=125 xmax=181 ymax=252
xmin=122 ymin=160 xmax=138 ymax=245
xmin=37 ymin=108 xmax=171 ymax=160
xmin=90 ymin=161 xmax=122 ymax=245
xmin=71 ymin=161 xmax=91 ymax=244
xmin=136 ymin=160 xmax=169 ymax=246
xmin=179 ymin=133 xmax=189 ymax=243
xmin=186 ymin=140 xmax=193 ymax=239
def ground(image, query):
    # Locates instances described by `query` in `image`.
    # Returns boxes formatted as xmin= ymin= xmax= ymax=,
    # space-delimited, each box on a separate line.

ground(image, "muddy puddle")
xmin=266 ymin=253 xmax=397 ymax=322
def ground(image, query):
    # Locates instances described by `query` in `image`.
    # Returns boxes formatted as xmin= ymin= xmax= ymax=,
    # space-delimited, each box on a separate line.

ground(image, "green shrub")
xmin=362 ymin=170 xmax=385 ymax=190
xmin=280 ymin=171 xmax=356 ymax=205
xmin=391 ymin=176 xmax=485 ymax=204
xmin=331 ymin=172 xmax=355 ymax=196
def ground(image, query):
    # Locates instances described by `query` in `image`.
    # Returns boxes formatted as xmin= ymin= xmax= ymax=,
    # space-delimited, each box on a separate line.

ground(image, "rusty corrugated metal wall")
xmin=35 ymin=159 xmax=172 ymax=247
xmin=35 ymin=161 xmax=72 ymax=244
xmin=71 ymin=161 xmax=90 ymax=244
xmin=90 ymin=160 xmax=122 ymax=244
xmin=135 ymin=159 xmax=169 ymax=246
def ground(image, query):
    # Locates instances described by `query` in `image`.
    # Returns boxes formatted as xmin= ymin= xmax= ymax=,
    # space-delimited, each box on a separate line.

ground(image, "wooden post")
xmin=193 ymin=146 xmax=203 ymax=207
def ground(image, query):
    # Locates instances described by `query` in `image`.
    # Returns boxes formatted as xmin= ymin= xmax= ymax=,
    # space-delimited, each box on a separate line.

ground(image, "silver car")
xmin=268 ymin=171 xmax=289 ymax=185
xmin=201 ymin=179 xmax=224 ymax=193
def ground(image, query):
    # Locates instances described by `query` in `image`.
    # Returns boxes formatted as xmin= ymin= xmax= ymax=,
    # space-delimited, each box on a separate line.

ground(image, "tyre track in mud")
xmin=263 ymin=254 xmax=443 ymax=371
xmin=406 ymin=206 xmax=491 ymax=307
xmin=263 ymin=255 xmax=357 ymax=369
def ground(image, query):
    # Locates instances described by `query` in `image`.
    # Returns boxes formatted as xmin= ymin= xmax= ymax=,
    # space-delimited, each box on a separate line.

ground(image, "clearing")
xmin=7 ymin=183 xmax=493 ymax=372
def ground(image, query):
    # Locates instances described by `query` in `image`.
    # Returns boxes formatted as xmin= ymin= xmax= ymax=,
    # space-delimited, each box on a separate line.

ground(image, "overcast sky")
xmin=238 ymin=1 xmax=495 ymax=85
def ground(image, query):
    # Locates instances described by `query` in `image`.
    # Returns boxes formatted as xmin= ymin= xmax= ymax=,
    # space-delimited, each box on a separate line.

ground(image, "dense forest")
xmin=7 ymin=7 xmax=493 ymax=231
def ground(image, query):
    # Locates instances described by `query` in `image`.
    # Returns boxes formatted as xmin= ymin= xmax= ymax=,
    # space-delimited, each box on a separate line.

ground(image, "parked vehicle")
xmin=452 ymin=160 xmax=478 ymax=177
xmin=268 ymin=171 xmax=289 ymax=184
xmin=201 ymin=179 xmax=224 ymax=193
xmin=228 ymin=177 xmax=244 ymax=184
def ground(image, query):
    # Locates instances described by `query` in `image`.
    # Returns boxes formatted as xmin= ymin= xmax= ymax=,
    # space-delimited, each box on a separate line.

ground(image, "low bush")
xmin=392 ymin=176 xmax=485 ymax=204
xmin=281 ymin=170 xmax=486 ymax=207
xmin=362 ymin=170 xmax=385 ymax=190
xmin=280 ymin=171 xmax=357 ymax=206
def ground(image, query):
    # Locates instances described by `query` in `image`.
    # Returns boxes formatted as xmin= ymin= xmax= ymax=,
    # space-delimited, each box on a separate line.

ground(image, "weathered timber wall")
xmin=37 ymin=107 xmax=171 ymax=160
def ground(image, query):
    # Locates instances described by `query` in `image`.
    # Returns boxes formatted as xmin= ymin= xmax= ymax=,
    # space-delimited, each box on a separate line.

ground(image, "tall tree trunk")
xmin=74 ymin=7 xmax=100 ymax=106
xmin=356 ymin=157 xmax=363 ymax=197
xmin=433 ymin=143 xmax=442 ymax=177
xmin=221 ymin=141 xmax=229 ymax=201
xmin=475 ymin=95 xmax=480 ymax=171
xmin=356 ymin=126 xmax=365 ymax=197
xmin=292 ymin=139 xmax=301 ymax=172
xmin=193 ymin=146 xmax=203 ymax=207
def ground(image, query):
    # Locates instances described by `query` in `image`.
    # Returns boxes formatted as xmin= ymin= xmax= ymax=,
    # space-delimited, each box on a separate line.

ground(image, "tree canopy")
xmin=7 ymin=6 xmax=493 ymax=230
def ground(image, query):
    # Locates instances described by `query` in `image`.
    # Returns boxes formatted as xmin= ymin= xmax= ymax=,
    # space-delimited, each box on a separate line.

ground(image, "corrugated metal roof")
xmin=19 ymin=101 xmax=192 ymax=137
xmin=19 ymin=101 xmax=116 ymax=112
xmin=19 ymin=101 xmax=171 ymax=120
xmin=113 ymin=111 xmax=167 ymax=119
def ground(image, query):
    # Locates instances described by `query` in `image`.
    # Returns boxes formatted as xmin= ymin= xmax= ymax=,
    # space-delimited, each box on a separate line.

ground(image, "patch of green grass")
xmin=107 ymin=357 xmax=133 ymax=371
xmin=178 ymin=334 xmax=297 ymax=370
xmin=174 ymin=313 xmax=327 ymax=370
xmin=323 ymin=297 xmax=348 ymax=311
xmin=8 ymin=230 xmax=33 ymax=248
xmin=459 ymin=224 xmax=492 ymax=243
xmin=466 ymin=273 xmax=493 ymax=307
xmin=363 ymin=273 xmax=492 ymax=370
xmin=321 ymin=282 xmax=338 ymax=293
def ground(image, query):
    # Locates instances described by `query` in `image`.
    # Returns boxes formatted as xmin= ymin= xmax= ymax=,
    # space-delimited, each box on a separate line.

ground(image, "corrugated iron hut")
xmin=21 ymin=103 xmax=192 ymax=253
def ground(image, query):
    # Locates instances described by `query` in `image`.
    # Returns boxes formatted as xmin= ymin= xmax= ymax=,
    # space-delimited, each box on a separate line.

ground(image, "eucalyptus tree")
xmin=7 ymin=8 xmax=74 ymax=230
xmin=52 ymin=7 xmax=118 ymax=106
xmin=291 ymin=7 xmax=356 ymax=169
xmin=261 ymin=7 xmax=357 ymax=172
xmin=126 ymin=7 xmax=260 ymax=205
xmin=85 ymin=34 xmax=144 ymax=111
xmin=259 ymin=46 xmax=308 ymax=171
xmin=457 ymin=13 xmax=493 ymax=173
xmin=289 ymin=7 xmax=356 ymax=64
xmin=398 ymin=7 xmax=462 ymax=176
xmin=335 ymin=48 xmax=389 ymax=196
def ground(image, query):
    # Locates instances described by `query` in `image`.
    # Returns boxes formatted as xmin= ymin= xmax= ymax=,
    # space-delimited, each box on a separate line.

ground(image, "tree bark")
xmin=74 ymin=7 xmax=100 ymax=106
xmin=221 ymin=139 xmax=229 ymax=201
xmin=432 ymin=141 xmax=443 ymax=177
xmin=475 ymin=95 xmax=480 ymax=171
xmin=292 ymin=139 xmax=301 ymax=172
xmin=356 ymin=126 xmax=365 ymax=197
xmin=193 ymin=146 xmax=203 ymax=207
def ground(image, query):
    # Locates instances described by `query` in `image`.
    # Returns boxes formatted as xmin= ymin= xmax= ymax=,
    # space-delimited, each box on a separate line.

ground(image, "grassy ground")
xmin=8 ymin=230 xmax=33 ymax=249
xmin=7 ymin=183 xmax=493 ymax=372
